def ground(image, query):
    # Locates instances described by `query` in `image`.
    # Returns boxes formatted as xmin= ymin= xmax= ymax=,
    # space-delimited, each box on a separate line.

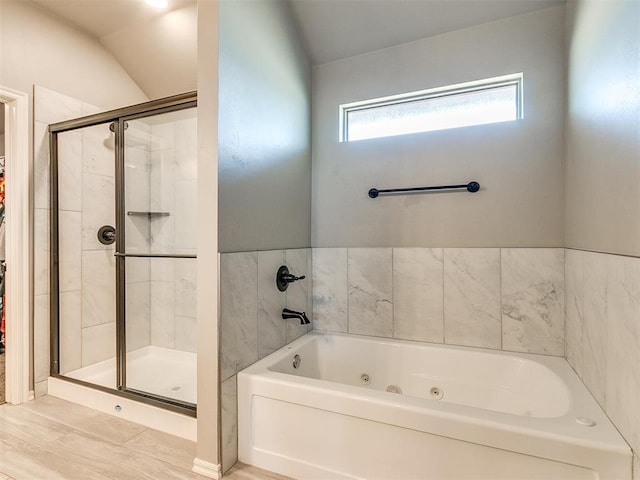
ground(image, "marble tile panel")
xmin=82 ymin=250 xmax=116 ymax=327
xmin=59 ymin=290 xmax=82 ymax=375
xmin=126 ymin=257 xmax=151 ymax=284
xmin=58 ymin=211 xmax=82 ymax=292
xmin=34 ymin=208 xmax=50 ymax=296
xmin=175 ymin=316 xmax=197 ymax=353
xmin=285 ymin=248 xmax=311 ymax=342
xmin=34 ymin=294 xmax=50 ymax=384
xmin=348 ymin=248 xmax=393 ymax=337
xmin=150 ymin=281 xmax=175 ymax=348
xmin=174 ymin=179 xmax=197 ymax=252
xmin=149 ymin=149 xmax=176 ymax=213
xmin=605 ymin=254 xmax=640 ymax=454
xmin=312 ymin=248 xmax=348 ymax=333
xmin=82 ymin=123 xmax=116 ymax=177
xmin=125 ymin=215 xmax=151 ymax=255
xmin=393 ymin=248 xmax=444 ymax=343
xmin=124 ymin=429 xmax=196 ymax=471
xmin=126 ymin=281 xmax=151 ymax=352
xmin=501 ymin=248 xmax=565 ymax=355
xmin=257 ymin=250 xmax=287 ymax=359
xmin=220 ymin=252 xmax=258 ymax=381
xmin=125 ymin=147 xmax=151 ymax=213
xmin=33 ymin=121 xmax=50 ymax=210
xmin=564 ymin=249 xmax=584 ymax=377
xmin=221 ymin=375 xmax=238 ymax=473
xmin=444 ymin=248 xmax=501 ymax=349
xmin=581 ymin=251 xmax=609 ymax=406
xmin=150 ymin=121 xmax=176 ymax=152
xmin=34 ymin=86 xmax=82 ymax=124
xmin=81 ymin=322 xmax=116 ymax=367
xmin=175 ymin=259 xmax=197 ymax=318
xmin=58 ymin=130 xmax=83 ymax=212
xmin=81 ymin=173 xmax=115 ymax=250
xmin=174 ymin=116 xmax=197 ymax=181
xmin=150 ymin=257 xmax=176 ymax=282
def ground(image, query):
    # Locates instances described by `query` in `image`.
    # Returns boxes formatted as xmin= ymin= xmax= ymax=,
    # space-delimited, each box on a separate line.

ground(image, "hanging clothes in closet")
xmin=0 ymin=161 xmax=5 ymax=354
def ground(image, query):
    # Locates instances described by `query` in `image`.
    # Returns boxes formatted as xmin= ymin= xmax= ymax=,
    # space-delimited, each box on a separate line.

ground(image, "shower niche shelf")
xmin=127 ymin=211 xmax=171 ymax=218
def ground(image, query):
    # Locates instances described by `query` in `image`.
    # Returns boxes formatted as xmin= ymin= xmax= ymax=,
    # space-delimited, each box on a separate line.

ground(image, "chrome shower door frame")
xmin=49 ymin=92 xmax=197 ymax=416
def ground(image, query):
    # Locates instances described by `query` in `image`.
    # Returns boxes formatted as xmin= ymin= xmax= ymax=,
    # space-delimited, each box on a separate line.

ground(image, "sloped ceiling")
xmin=30 ymin=0 xmax=197 ymax=100
xmin=27 ymin=0 xmax=566 ymax=97
xmin=288 ymin=0 xmax=566 ymax=65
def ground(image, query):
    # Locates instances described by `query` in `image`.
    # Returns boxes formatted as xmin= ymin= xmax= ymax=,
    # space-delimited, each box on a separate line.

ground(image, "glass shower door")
xmin=55 ymin=122 xmax=117 ymax=389
xmin=120 ymin=107 xmax=197 ymax=405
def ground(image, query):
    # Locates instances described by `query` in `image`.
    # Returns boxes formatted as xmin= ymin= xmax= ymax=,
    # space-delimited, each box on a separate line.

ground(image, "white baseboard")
xmin=193 ymin=458 xmax=222 ymax=479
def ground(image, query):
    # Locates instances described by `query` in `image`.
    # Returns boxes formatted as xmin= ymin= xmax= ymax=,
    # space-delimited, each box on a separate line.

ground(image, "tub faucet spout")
xmin=282 ymin=308 xmax=311 ymax=325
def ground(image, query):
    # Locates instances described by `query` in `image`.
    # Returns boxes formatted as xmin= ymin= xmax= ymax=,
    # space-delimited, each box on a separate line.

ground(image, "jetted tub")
xmin=238 ymin=331 xmax=631 ymax=480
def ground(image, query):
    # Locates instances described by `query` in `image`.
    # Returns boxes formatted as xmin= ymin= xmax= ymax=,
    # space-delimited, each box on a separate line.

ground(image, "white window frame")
xmin=339 ymin=72 xmax=524 ymax=142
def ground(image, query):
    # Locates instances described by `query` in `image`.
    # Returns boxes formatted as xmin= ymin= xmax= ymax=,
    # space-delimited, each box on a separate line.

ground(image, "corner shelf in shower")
xmin=127 ymin=211 xmax=171 ymax=218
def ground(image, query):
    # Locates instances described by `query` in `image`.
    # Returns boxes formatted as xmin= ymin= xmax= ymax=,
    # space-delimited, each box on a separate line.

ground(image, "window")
xmin=339 ymin=73 xmax=523 ymax=142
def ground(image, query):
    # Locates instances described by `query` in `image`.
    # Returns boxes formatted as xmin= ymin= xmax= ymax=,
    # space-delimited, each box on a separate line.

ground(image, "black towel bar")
xmin=368 ymin=181 xmax=480 ymax=198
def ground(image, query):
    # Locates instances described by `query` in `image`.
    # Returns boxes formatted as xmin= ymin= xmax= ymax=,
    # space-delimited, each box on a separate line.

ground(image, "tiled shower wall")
xmin=312 ymin=248 xmax=565 ymax=355
xmin=220 ymin=248 xmax=312 ymax=472
xmin=33 ymin=86 xmax=197 ymax=396
xmin=34 ymin=86 xmax=123 ymax=394
xmin=565 ymin=249 xmax=640 ymax=471
xmin=147 ymin=115 xmax=198 ymax=352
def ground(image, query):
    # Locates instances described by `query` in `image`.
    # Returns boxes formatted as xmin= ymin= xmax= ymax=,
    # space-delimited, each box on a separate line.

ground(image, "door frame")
xmin=0 ymin=85 xmax=31 ymax=404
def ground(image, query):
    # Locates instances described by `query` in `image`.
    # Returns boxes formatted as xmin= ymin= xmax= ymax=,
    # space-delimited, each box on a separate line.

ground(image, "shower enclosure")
xmin=48 ymin=93 xmax=197 ymax=415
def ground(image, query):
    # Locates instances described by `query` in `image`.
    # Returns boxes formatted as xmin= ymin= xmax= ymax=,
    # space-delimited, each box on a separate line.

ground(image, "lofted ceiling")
xmin=25 ymin=0 xmax=565 ymax=98
xmin=288 ymin=0 xmax=566 ymax=65
xmin=28 ymin=0 xmax=197 ymax=100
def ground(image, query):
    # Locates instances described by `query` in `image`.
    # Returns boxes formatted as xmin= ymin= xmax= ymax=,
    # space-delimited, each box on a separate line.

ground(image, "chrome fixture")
xmin=276 ymin=265 xmax=305 ymax=292
xmin=282 ymin=308 xmax=310 ymax=325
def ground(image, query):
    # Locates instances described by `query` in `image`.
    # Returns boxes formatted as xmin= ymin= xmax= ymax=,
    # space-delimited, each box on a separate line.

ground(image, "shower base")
xmin=48 ymin=346 xmax=197 ymax=440
xmin=65 ymin=345 xmax=197 ymax=405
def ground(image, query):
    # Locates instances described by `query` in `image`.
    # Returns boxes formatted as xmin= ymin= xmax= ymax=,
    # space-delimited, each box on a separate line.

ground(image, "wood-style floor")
xmin=0 ymin=396 xmax=291 ymax=480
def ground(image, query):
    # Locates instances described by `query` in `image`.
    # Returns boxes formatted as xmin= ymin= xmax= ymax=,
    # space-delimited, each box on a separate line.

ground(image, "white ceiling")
xmin=25 ymin=0 xmax=565 ymax=98
xmin=28 ymin=0 xmax=197 ymax=99
xmin=30 ymin=0 xmax=196 ymax=38
xmin=288 ymin=0 xmax=565 ymax=65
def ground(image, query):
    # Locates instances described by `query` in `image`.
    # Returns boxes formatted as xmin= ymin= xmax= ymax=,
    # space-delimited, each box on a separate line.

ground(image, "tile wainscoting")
xmin=565 ymin=248 xmax=640 ymax=472
xmin=220 ymin=248 xmax=312 ymax=472
xmin=312 ymin=247 xmax=565 ymax=355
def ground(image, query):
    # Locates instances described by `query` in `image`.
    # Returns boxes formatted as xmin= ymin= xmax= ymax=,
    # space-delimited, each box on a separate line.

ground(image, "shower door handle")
xmin=113 ymin=253 xmax=197 ymax=259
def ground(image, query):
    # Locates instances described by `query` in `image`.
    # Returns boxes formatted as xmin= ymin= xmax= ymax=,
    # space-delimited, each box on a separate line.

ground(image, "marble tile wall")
xmin=220 ymin=248 xmax=312 ymax=472
xmin=565 ymin=249 xmax=640 ymax=470
xmin=34 ymin=87 xmax=153 ymax=392
xmin=312 ymin=247 xmax=565 ymax=355
xmin=148 ymin=115 xmax=197 ymax=353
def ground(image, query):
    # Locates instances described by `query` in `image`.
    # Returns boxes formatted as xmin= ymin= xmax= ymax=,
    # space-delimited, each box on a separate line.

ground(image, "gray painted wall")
xmin=565 ymin=0 xmax=640 ymax=256
xmin=218 ymin=0 xmax=312 ymax=253
xmin=312 ymin=7 xmax=566 ymax=248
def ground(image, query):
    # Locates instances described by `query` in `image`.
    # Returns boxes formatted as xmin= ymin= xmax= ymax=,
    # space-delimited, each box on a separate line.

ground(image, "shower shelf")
xmin=127 ymin=211 xmax=171 ymax=218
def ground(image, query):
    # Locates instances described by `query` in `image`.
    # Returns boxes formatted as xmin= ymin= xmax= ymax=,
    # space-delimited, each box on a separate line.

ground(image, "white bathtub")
xmin=238 ymin=331 xmax=631 ymax=480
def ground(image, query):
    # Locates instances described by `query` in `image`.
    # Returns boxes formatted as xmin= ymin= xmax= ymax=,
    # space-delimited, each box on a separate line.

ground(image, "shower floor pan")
xmin=65 ymin=345 xmax=196 ymax=405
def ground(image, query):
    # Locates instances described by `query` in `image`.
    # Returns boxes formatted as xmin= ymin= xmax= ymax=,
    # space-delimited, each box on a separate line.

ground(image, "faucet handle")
xmin=276 ymin=265 xmax=305 ymax=292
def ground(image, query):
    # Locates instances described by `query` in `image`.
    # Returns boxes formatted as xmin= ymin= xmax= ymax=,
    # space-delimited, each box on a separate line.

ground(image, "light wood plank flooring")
xmin=0 ymin=396 xmax=291 ymax=480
